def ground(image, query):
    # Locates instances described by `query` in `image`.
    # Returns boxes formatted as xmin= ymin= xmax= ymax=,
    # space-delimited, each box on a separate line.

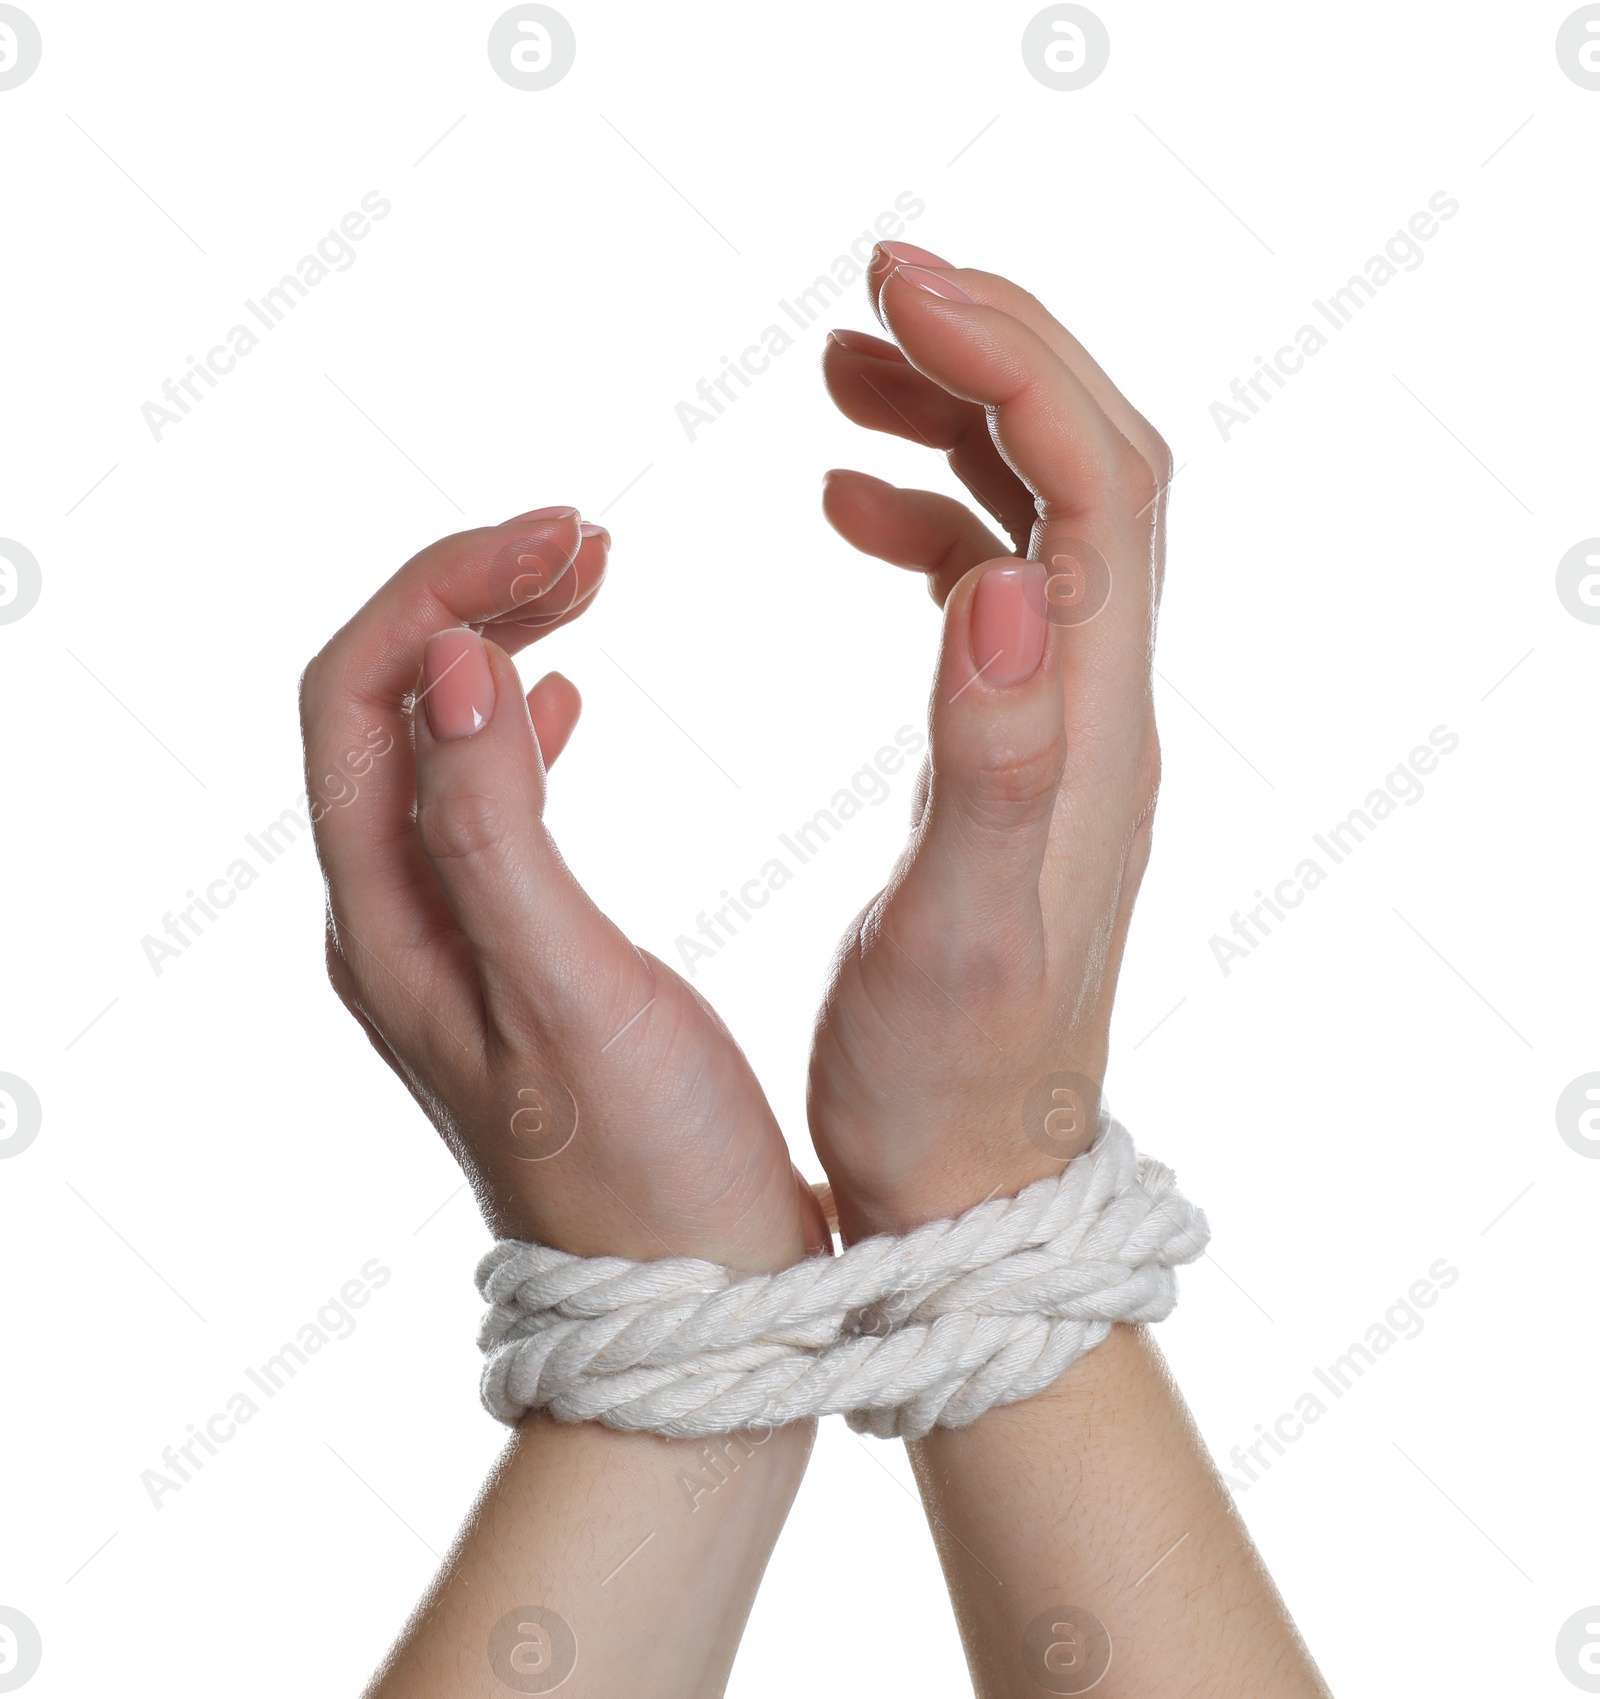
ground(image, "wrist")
xmin=825 ymin=1143 xmax=1070 ymax=1244
xmin=816 ymin=1054 xmax=1112 ymax=1241
xmin=473 ymin=1158 xmax=817 ymax=1275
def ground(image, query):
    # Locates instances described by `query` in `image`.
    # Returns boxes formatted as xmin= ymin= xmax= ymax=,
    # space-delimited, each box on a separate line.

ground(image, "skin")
xmin=299 ymin=247 xmax=1330 ymax=1696
xmin=300 ymin=510 xmax=823 ymax=1697
xmin=810 ymin=243 xmax=1331 ymax=1696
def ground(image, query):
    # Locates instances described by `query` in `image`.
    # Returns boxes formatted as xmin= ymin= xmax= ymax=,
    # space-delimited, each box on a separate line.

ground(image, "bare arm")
xmin=910 ymin=1328 xmax=1327 ymax=1696
xmin=300 ymin=505 xmax=826 ymax=1697
xmin=365 ymin=1417 xmax=814 ymax=1698
xmin=810 ymin=242 xmax=1330 ymax=1695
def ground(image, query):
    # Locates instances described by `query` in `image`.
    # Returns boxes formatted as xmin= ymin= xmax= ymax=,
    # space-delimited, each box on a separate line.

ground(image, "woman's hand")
xmin=308 ymin=511 xmax=827 ymax=1699
xmin=808 ymin=244 xmax=1173 ymax=1241
xmin=299 ymin=505 xmax=821 ymax=1274
xmin=807 ymin=251 xmax=1330 ymax=1699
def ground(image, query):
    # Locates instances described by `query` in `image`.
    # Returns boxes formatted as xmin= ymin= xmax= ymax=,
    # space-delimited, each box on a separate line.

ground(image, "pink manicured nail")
xmin=421 ymin=628 xmax=495 ymax=740
xmin=578 ymin=521 xmax=610 ymax=543
xmin=876 ymin=241 xmax=953 ymax=269
xmin=970 ymin=564 xmax=1047 ymax=688
xmin=894 ymin=265 xmax=974 ymax=304
xmin=505 ymin=504 xmax=578 ymax=524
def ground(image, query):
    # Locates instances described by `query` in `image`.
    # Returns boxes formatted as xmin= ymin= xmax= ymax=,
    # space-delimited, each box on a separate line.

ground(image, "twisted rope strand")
xmin=476 ymin=1121 xmax=1209 ymax=1441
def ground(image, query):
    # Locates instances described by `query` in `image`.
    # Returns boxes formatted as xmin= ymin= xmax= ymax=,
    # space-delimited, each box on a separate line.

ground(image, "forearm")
xmin=908 ymin=1325 xmax=1329 ymax=1698
xmin=364 ymin=1414 xmax=815 ymax=1698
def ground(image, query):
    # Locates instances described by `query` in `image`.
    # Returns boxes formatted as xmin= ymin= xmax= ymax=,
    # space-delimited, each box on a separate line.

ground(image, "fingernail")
xmin=578 ymin=521 xmax=610 ymax=544
xmin=822 ymin=467 xmax=889 ymax=492
xmin=894 ymin=265 xmax=974 ymax=304
xmin=970 ymin=564 xmax=1047 ymax=688
xmin=422 ymin=628 xmax=495 ymax=740
xmin=827 ymin=327 xmax=898 ymax=356
xmin=505 ymin=504 xmax=578 ymax=524
xmin=876 ymin=240 xmax=953 ymax=269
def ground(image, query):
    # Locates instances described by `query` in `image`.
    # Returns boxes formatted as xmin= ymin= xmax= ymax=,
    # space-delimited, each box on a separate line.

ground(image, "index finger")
xmin=300 ymin=508 xmax=608 ymax=1015
xmin=882 ymin=256 xmax=1175 ymax=610
xmin=868 ymin=246 xmax=1171 ymax=488
xmin=876 ymin=263 xmax=1158 ymax=770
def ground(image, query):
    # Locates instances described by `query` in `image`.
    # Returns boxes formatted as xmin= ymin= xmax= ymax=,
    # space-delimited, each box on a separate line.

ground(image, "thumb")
xmin=412 ymin=629 xmax=645 ymax=1030
xmin=893 ymin=561 xmax=1067 ymax=952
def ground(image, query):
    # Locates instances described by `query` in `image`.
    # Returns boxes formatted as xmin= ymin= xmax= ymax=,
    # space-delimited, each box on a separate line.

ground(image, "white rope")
xmin=475 ymin=1120 xmax=1209 ymax=1440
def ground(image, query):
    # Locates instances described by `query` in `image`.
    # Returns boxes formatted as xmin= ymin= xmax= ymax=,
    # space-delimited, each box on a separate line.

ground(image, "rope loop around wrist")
xmin=475 ymin=1119 xmax=1209 ymax=1441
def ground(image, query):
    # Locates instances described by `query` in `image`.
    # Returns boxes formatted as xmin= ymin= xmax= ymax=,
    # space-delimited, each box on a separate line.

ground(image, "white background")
xmin=2 ymin=1 xmax=1597 ymax=1693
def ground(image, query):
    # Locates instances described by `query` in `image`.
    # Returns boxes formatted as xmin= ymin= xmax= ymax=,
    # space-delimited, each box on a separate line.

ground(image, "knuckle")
xmin=324 ymin=924 xmax=384 ymax=1030
xmin=417 ymin=789 xmax=511 ymax=863
xmin=943 ymin=924 xmax=1032 ymax=997
xmin=958 ymin=738 xmax=1066 ymax=826
xmin=299 ymin=642 xmax=357 ymax=730
xmin=1109 ymin=435 xmax=1161 ymax=507
xmin=323 ymin=925 xmax=357 ymax=1006
xmin=298 ymin=651 xmax=330 ymax=728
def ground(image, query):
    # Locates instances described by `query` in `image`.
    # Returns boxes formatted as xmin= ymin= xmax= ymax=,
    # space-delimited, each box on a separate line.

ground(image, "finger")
xmin=480 ymin=522 xmax=610 ymax=645
xmin=821 ymin=469 xmax=1008 ymax=604
xmin=876 ymin=263 xmax=1158 ymax=733
xmin=323 ymin=507 xmax=587 ymax=705
xmin=825 ymin=324 xmax=903 ymax=363
xmin=933 ymin=271 xmax=1171 ymax=492
xmin=302 ymin=512 xmax=608 ymax=996
xmin=526 ymin=670 xmax=581 ymax=768
xmin=822 ymin=329 xmax=1035 ymax=544
xmin=878 ymin=265 xmax=1135 ymax=520
xmin=865 ymin=242 xmax=1169 ymax=520
xmin=479 ymin=553 xmax=607 ymax=652
xmin=872 ymin=247 xmax=1170 ymax=555
xmin=888 ymin=560 xmax=1067 ymax=971
xmin=865 ymin=241 xmax=953 ymax=326
xmin=411 ymin=629 xmax=634 ymax=1029
xmin=882 ymin=260 xmax=1174 ymax=604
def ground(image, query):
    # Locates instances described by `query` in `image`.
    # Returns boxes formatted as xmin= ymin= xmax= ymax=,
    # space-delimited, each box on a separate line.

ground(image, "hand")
xmin=300 ymin=505 xmax=822 ymax=1274
xmin=807 ymin=244 xmax=1172 ymax=1241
